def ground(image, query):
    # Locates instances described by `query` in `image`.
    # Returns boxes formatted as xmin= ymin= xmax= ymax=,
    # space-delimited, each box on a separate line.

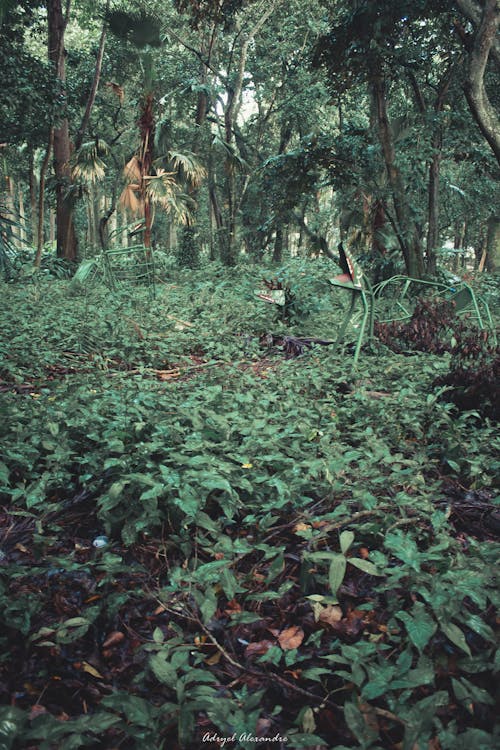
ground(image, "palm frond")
xmin=211 ymin=135 xmax=249 ymax=173
xmin=72 ymin=140 xmax=109 ymax=183
xmin=119 ymin=185 xmax=143 ymax=215
xmin=168 ymin=151 xmax=207 ymax=187
xmin=144 ymin=171 xmax=195 ymax=225
xmin=123 ymin=155 xmax=143 ymax=183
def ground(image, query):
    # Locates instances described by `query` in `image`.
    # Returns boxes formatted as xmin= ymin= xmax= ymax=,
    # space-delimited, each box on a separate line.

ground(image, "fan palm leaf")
xmin=71 ymin=139 xmax=109 ymax=183
xmin=167 ymin=151 xmax=207 ymax=188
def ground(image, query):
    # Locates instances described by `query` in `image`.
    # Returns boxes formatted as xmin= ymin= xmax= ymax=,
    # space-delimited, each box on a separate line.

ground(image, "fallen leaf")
xmin=102 ymin=631 xmax=125 ymax=649
xmin=80 ymin=662 xmax=104 ymax=679
xmin=318 ymin=605 xmax=343 ymax=627
xmin=245 ymin=640 xmax=274 ymax=657
xmin=278 ymin=625 xmax=304 ymax=650
xmin=84 ymin=595 xmax=102 ymax=604
xmin=312 ymin=520 xmax=329 ymax=529
xmin=294 ymin=522 xmax=311 ymax=532
xmin=224 ymin=599 xmax=242 ymax=615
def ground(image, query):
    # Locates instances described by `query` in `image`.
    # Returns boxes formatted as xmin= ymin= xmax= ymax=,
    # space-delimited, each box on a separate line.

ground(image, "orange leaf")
xmin=278 ymin=626 xmax=304 ymax=650
xmin=224 ymin=599 xmax=242 ymax=615
xmin=102 ymin=631 xmax=125 ymax=649
xmin=294 ymin=522 xmax=311 ymax=532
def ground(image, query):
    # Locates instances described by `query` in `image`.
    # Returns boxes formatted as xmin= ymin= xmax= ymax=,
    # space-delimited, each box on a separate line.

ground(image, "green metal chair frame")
xmin=328 ymin=261 xmax=376 ymax=368
xmin=102 ymin=244 xmax=156 ymax=297
xmin=255 ymin=249 xmax=495 ymax=367
xmin=327 ymin=251 xmax=496 ymax=364
xmin=373 ymin=275 xmax=495 ymax=342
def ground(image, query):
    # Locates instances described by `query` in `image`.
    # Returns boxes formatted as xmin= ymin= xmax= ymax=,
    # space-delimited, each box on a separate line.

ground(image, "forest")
xmin=0 ymin=0 xmax=499 ymax=748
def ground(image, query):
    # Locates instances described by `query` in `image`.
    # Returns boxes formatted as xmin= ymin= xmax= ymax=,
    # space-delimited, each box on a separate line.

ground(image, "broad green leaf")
xmin=396 ymin=603 xmax=437 ymax=651
xmin=452 ymin=677 xmax=495 ymax=706
xmin=340 ymin=530 xmax=354 ymax=554
xmin=439 ymin=621 xmax=471 ymax=656
xmin=328 ymin=554 xmax=347 ymax=600
xmin=149 ymin=654 xmax=177 ymax=688
xmin=344 ymin=700 xmax=377 ymax=744
xmin=348 ymin=558 xmax=384 ymax=576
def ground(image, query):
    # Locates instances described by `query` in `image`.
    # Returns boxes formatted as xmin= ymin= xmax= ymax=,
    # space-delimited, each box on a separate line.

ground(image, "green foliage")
xmin=0 ymin=262 xmax=498 ymax=748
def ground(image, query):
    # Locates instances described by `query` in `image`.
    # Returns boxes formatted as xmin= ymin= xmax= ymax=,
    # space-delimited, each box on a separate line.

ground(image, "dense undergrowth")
xmin=0 ymin=261 xmax=499 ymax=750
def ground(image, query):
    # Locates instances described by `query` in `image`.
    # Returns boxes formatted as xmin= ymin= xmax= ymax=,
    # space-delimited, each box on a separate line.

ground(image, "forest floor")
xmin=0 ymin=261 xmax=498 ymax=750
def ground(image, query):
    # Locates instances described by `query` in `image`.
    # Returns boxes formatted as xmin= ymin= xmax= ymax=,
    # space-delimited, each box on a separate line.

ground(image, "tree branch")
xmin=460 ymin=0 xmax=500 ymax=164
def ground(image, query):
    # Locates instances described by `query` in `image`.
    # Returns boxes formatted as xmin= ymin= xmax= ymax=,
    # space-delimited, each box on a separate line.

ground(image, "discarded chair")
xmin=102 ymin=244 xmax=156 ymax=296
xmin=327 ymin=244 xmax=376 ymax=367
xmin=373 ymin=275 xmax=495 ymax=343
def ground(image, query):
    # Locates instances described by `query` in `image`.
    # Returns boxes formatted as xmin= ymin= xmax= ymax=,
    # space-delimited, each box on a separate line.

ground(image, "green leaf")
xmin=451 ymin=677 xmax=495 ymax=706
xmin=348 ymin=558 xmax=384 ymax=576
xmin=339 ymin=530 xmax=354 ymax=554
xmin=344 ymin=700 xmax=377 ymax=744
xmin=395 ymin=603 xmax=437 ymax=651
xmin=328 ymin=554 xmax=347 ymax=600
xmin=149 ymin=654 xmax=177 ymax=688
xmin=439 ymin=621 xmax=471 ymax=656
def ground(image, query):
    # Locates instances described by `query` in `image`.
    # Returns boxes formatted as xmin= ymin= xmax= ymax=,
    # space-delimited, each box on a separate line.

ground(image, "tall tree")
xmin=47 ymin=0 xmax=78 ymax=261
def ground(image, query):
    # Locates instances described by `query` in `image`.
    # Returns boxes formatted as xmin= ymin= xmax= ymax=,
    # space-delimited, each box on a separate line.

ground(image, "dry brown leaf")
xmin=318 ymin=605 xmax=343 ymax=627
xmin=245 ymin=640 xmax=274 ymax=657
xmin=105 ymin=81 xmax=124 ymax=103
xmin=278 ymin=625 xmax=305 ymax=650
xmin=157 ymin=370 xmax=181 ymax=381
xmin=293 ymin=522 xmax=311 ymax=533
xmin=224 ymin=599 xmax=242 ymax=616
xmin=312 ymin=520 xmax=329 ymax=529
xmin=102 ymin=631 xmax=125 ymax=649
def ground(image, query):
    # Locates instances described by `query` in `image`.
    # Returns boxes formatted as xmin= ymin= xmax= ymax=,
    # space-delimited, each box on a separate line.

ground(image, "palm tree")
xmin=106 ymin=9 xmax=206 ymax=251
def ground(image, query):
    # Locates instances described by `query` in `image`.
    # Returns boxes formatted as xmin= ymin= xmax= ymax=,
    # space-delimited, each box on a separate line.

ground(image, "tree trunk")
xmin=49 ymin=209 xmax=56 ymax=245
xmin=74 ymin=3 xmax=108 ymax=150
xmin=4 ymin=176 xmax=17 ymax=248
xmin=35 ymin=130 xmax=53 ymax=267
xmin=485 ymin=213 xmax=500 ymax=272
xmin=273 ymin=227 xmax=283 ymax=263
xmin=138 ymin=92 xmax=155 ymax=252
xmin=426 ymin=151 xmax=441 ymax=274
xmin=370 ymin=69 xmax=424 ymax=277
xmin=459 ymin=0 xmax=500 ymax=165
xmin=47 ymin=0 xmax=78 ymax=262
xmin=29 ymin=150 xmax=38 ymax=245
xmin=18 ymin=186 xmax=26 ymax=246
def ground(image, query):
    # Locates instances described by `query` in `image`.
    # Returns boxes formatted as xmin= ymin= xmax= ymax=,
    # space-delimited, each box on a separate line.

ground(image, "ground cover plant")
xmin=0 ymin=263 xmax=499 ymax=750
